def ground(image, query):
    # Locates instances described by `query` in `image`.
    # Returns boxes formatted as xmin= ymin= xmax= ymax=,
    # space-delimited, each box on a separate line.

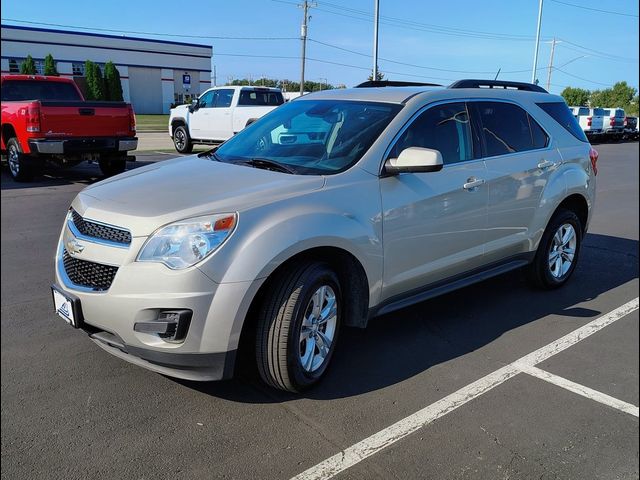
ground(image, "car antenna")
xmin=494 ymin=68 xmax=501 ymax=80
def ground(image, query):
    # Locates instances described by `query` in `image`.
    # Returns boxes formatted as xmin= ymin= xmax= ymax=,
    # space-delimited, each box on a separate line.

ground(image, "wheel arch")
xmin=234 ymin=245 xmax=370 ymax=376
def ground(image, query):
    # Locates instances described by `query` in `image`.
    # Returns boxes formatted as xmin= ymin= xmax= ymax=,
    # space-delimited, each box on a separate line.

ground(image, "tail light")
xmin=623 ymin=117 xmax=628 ymax=126
xmin=127 ymin=104 xmax=136 ymax=133
xmin=587 ymin=116 xmax=592 ymax=127
xmin=610 ymin=117 xmax=615 ymax=127
xmin=589 ymin=147 xmax=598 ymax=176
xmin=20 ymin=102 xmax=41 ymax=133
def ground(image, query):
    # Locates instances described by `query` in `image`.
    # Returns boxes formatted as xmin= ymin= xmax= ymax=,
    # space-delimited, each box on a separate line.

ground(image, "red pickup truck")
xmin=1 ymin=74 xmax=137 ymax=181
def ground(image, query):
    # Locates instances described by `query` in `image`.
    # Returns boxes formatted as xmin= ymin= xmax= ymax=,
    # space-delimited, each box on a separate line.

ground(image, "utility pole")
xmin=298 ymin=0 xmax=316 ymax=96
xmin=373 ymin=0 xmax=380 ymax=81
xmin=531 ymin=0 xmax=544 ymax=84
xmin=546 ymin=37 xmax=557 ymax=91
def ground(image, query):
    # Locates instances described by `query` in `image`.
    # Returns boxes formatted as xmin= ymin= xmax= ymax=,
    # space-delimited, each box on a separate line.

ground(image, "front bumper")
xmin=29 ymin=137 xmax=138 ymax=155
xmin=54 ymin=215 xmax=261 ymax=381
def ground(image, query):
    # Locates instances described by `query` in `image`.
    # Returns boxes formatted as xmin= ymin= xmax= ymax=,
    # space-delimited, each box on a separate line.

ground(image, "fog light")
xmin=134 ymin=309 xmax=192 ymax=342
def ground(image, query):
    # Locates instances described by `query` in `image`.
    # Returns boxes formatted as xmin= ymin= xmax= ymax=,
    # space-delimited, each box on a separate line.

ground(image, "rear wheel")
xmin=173 ymin=125 xmax=193 ymax=153
xmin=256 ymin=262 xmax=341 ymax=392
xmin=6 ymin=138 xmax=35 ymax=182
xmin=99 ymin=155 xmax=127 ymax=176
xmin=527 ymin=208 xmax=582 ymax=289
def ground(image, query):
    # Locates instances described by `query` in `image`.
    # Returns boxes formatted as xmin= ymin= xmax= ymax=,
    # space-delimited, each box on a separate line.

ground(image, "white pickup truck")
xmin=169 ymin=86 xmax=284 ymax=153
xmin=569 ymin=106 xmax=605 ymax=139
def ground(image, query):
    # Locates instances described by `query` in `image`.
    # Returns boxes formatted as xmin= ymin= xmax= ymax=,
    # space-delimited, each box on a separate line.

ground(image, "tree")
xmin=19 ymin=55 xmax=37 ymax=74
xmin=84 ymin=60 xmax=105 ymax=100
xmin=367 ymin=69 xmax=385 ymax=81
xmin=104 ymin=61 xmax=123 ymax=101
xmin=43 ymin=54 xmax=59 ymax=76
xmin=590 ymin=82 xmax=637 ymax=112
xmin=560 ymin=86 xmax=590 ymax=106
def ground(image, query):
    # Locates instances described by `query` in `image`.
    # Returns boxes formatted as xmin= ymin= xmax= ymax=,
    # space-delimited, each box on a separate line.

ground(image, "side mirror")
xmin=189 ymin=99 xmax=199 ymax=113
xmin=384 ymin=147 xmax=444 ymax=175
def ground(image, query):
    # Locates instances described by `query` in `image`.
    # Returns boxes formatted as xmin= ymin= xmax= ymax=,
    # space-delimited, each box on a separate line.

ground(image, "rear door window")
xmin=475 ymin=101 xmax=549 ymax=156
xmin=537 ymin=102 xmax=588 ymax=142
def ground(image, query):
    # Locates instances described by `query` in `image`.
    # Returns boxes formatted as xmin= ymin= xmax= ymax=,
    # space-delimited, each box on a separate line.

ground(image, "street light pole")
xmin=373 ymin=0 xmax=380 ymax=81
xmin=531 ymin=0 xmax=544 ymax=84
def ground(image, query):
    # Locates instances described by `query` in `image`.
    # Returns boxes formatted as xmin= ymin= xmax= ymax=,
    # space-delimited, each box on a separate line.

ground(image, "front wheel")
xmin=173 ymin=125 xmax=193 ymax=154
xmin=256 ymin=262 xmax=341 ymax=392
xmin=527 ymin=208 xmax=582 ymax=289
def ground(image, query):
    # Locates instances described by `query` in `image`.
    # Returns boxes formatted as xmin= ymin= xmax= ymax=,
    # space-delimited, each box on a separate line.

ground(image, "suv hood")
xmin=75 ymin=155 xmax=325 ymax=236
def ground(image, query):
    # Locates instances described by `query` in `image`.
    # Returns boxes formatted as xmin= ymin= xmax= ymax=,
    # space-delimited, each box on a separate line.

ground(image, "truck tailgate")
xmin=40 ymin=101 xmax=131 ymax=137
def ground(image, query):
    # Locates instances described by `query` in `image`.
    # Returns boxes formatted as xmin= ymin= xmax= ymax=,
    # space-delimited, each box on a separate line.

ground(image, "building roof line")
xmin=1 ymin=24 xmax=212 ymax=50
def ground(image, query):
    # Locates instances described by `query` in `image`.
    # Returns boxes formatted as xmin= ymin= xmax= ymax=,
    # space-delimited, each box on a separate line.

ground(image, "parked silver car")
xmin=52 ymin=80 xmax=598 ymax=392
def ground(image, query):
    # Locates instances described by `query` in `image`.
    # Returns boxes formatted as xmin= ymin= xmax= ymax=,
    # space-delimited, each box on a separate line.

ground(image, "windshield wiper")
xmin=242 ymin=158 xmax=296 ymax=174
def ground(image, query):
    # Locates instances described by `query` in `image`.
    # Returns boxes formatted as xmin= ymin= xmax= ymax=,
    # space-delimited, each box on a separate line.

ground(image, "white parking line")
xmin=516 ymin=363 xmax=639 ymax=417
xmin=291 ymin=297 xmax=639 ymax=480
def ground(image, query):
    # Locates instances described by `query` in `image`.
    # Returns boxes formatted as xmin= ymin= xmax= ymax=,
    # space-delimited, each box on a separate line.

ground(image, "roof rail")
xmin=355 ymin=80 xmax=441 ymax=88
xmin=448 ymin=79 xmax=548 ymax=93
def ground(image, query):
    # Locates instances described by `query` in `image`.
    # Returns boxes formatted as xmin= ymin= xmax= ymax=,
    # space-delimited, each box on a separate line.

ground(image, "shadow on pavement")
xmin=0 ymin=156 xmax=168 ymax=190
xmin=179 ymin=233 xmax=638 ymax=403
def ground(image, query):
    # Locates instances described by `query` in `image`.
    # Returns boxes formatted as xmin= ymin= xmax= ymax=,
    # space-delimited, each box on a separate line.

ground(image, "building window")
xmin=8 ymin=59 xmax=19 ymax=73
xmin=72 ymin=63 xmax=85 ymax=76
xmin=32 ymin=60 xmax=45 ymax=75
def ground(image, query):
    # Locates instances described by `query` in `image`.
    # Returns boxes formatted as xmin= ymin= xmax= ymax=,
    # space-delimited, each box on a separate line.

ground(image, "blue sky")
xmin=1 ymin=0 xmax=638 ymax=94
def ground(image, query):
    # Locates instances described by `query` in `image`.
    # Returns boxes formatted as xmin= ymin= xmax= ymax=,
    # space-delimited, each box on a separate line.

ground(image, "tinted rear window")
xmin=537 ymin=102 xmax=588 ymax=142
xmin=238 ymin=90 xmax=284 ymax=106
xmin=577 ymin=107 xmax=589 ymax=116
xmin=1 ymin=80 xmax=82 ymax=101
xmin=593 ymin=108 xmax=605 ymax=116
xmin=475 ymin=101 xmax=549 ymax=156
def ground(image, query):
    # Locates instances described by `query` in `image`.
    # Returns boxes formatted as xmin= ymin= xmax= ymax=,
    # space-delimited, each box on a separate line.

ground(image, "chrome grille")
xmin=71 ymin=209 xmax=131 ymax=245
xmin=62 ymin=250 xmax=118 ymax=291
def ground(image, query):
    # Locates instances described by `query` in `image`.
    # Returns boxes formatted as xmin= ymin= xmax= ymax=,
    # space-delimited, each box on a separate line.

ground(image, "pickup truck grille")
xmin=71 ymin=209 xmax=131 ymax=245
xmin=63 ymin=250 xmax=118 ymax=291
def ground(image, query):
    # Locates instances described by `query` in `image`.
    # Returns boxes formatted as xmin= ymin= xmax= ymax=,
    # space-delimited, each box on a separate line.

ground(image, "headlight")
xmin=137 ymin=213 xmax=237 ymax=269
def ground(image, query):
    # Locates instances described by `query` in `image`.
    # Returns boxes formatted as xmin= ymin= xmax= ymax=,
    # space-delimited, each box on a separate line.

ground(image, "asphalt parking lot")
xmin=1 ymin=142 xmax=638 ymax=480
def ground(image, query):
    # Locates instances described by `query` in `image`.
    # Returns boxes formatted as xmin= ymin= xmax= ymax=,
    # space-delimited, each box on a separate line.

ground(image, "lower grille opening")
xmin=63 ymin=250 xmax=118 ymax=291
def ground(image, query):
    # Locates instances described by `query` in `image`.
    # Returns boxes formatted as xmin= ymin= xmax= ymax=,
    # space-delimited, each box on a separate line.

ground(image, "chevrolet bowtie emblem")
xmin=66 ymin=238 xmax=85 ymax=255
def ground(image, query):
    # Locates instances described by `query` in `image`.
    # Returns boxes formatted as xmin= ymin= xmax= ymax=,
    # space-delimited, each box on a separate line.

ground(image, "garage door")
xmin=128 ymin=67 xmax=162 ymax=114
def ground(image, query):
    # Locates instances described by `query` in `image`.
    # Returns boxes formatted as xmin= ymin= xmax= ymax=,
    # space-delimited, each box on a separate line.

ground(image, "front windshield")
xmin=213 ymin=99 xmax=402 ymax=174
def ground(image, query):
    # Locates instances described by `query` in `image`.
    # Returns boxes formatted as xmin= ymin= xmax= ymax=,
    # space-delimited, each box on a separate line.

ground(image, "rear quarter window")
xmin=537 ymin=102 xmax=588 ymax=142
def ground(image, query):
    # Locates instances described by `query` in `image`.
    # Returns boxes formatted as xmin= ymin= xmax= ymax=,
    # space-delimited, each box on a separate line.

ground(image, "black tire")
xmin=256 ymin=262 xmax=342 ymax=392
xmin=98 ymin=155 xmax=127 ymax=177
xmin=527 ymin=208 xmax=583 ymax=289
xmin=173 ymin=125 xmax=193 ymax=154
xmin=6 ymin=138 xmax=35 ymax=182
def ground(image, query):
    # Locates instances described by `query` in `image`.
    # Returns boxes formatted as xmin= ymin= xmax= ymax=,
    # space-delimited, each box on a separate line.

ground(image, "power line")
xmin=551 ymin=0 xmax=638 ymax=18
xmin=556 ymin=39 xmax=639 ymax=63
xmin=307 ymin=4 xmax=545 ymax=42
xmin=315 ymin=1 xmax=538 ymax=40
xmin=1 ymin=18 xmax=298 ymax=40
xmin=553 ymin=68 xmax=612 ymax=87
xmin=308 ymin=38 xmax=541 ymax=75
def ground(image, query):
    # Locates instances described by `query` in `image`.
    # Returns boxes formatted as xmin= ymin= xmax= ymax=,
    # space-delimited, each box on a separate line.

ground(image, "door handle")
xmin=537 ymin=160 xmax=556 ymax=170
xmin=463 ymin=178 xmax=485 ymax=191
